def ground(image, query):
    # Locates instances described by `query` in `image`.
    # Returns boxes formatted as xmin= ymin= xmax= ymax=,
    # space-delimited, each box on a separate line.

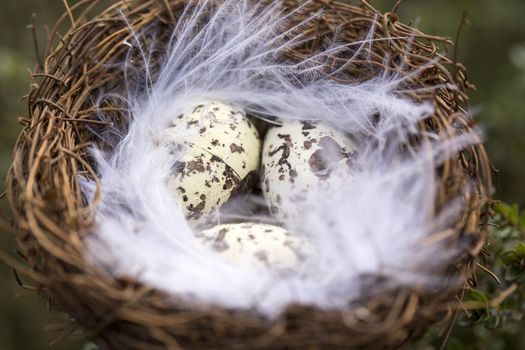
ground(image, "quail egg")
xmin=198 ymin=222 xmax=313 ymax=271
xmin=261 ymin=120 xmax=358 ymax=222
xmin=165 ymin=101 xmax=261 ymax=227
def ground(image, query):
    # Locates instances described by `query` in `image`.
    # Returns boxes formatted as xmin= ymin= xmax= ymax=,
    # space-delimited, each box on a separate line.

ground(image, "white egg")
xmin=261 ymin=120 xmax=358 ymax=222
xmin=198 ymin=223 xmax=313 ymax=271
xmin=164 ymin=101 xmax=261 ymax=227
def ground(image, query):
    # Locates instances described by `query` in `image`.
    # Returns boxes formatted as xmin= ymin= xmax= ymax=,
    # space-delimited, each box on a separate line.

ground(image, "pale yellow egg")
xmin=165 ymin=101 xmax=261 ymax=227
xmin=261 ymin=120 xmax=357 ymax=222
xmin=198 ymin=222 xmax=313 ymax=271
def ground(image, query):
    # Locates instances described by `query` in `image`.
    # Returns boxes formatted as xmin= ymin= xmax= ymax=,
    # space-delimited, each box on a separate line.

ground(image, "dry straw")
xmin=5 ymin=0 xmax=492 ymax=348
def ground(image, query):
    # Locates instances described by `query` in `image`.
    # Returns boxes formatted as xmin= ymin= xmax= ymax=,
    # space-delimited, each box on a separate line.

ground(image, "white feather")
xmin=82 ymin=0 xmax=477 ymax=317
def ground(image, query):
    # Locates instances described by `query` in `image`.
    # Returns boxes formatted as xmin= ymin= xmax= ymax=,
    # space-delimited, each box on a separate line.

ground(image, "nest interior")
xmin=5 ymin=0 xmax=492 ymax=349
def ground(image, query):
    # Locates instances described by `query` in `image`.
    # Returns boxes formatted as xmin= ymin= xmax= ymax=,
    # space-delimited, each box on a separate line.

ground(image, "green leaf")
xmin=469 ymin=289 xmax=489 ymax=303
xmin=515 ymin=242 xmax=525 ymax=257
xmin=496 ymin=203 xmax=520 ymax=226
xmin=491 ymin=226 xmax=513 ymax=239
xmin=519 ymin=212 xmax=525 ymax=231
xmin=496 ymin=203 xmax=510 ymax=217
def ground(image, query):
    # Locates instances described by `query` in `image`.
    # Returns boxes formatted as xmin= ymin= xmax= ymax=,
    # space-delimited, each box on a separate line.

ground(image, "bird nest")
xmin=5 ymin=0 xmax=492 ymax=348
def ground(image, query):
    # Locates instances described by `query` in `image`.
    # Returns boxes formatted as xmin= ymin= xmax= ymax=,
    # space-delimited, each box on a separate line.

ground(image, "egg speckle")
xmin=261 ymin=120 xmax=358 ymax=222
xmin=198 ymin=223 xmax=313 ymax=270
xmin=165 ymin=101 xmax=261 ymax=226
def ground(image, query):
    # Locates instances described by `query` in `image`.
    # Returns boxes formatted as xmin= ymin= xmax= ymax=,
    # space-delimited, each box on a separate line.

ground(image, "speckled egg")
xmin=165 ymin=101 xmax=261 ymax=227
xmin=261 ymin=120 xmax=358 ymax=222
xmin=198 ymin=223 xmax=313 ymax=271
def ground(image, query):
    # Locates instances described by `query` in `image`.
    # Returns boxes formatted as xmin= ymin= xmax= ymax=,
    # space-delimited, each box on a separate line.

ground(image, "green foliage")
xmin=415 ymin=202 xmax=525 ymax=350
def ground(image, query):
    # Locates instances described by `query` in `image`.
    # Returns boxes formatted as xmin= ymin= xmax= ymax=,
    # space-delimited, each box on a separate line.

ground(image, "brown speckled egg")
xmin=165 ymin=101 xmax=261 ymax=227
xmin=261 ymin=120 xmax=358 ymax=222
xmin=198 ymin=223 xmax=313 ymax=270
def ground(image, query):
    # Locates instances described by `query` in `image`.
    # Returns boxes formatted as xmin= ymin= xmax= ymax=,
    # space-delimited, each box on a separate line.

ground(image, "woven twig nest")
xmin=6 ymin=0 xmax=492 ymax=349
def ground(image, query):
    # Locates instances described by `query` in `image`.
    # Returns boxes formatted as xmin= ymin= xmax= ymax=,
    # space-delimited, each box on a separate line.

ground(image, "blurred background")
xmin=0 ymin=0 xmax=523 ymax=349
